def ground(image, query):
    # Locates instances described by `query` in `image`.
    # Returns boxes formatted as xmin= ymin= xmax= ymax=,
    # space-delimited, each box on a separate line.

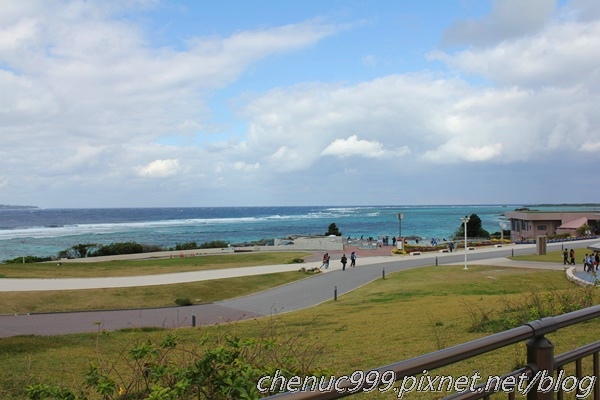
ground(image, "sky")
xmin=1 ymin=0 xmax=600 ymax=208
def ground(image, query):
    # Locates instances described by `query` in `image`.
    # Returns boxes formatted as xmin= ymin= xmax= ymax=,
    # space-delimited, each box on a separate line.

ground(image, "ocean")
xmin=0 ymin=204 xmax=595 ymax=261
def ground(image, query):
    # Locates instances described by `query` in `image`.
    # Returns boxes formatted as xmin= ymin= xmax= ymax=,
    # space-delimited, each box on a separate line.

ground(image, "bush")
xmin=175 ymin=242 xmax=198 ymax=251
xmin=89 ymin=242 xmax=144 ymax=257
xmin=142 ymin=243 xmax=166 ymax=253
xmin=199 ymin=240 xmax=229 ymax=249
xmin=3 ymin=255 xmax=53 ymax=264
xmin=23 ymin=320 xmax=326 ymax=399
xmin=463 ymin=286 xmax=596 ymax=333
xmin=175 ymin=297 xmax=193 ymax=306
xmin=288 ymin=258 xmax=305 ymax=264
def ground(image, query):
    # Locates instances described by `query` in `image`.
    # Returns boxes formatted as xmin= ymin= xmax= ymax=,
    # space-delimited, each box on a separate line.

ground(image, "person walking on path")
xmin=350 ymin=251 xmax=356 ymax=267
xmin=570 ymin=248 xmax=576 ymax=266
xmin=563 ymin=249 xmax=569 ymax=265
xmin=320 ymin=253 xmax=330 ymax=269
xmin=341 ymin=254 xmax=348 ymax=271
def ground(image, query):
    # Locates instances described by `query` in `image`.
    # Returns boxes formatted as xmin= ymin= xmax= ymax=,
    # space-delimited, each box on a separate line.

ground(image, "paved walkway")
xmin=0 ymin=240 xmax=598 ymax=338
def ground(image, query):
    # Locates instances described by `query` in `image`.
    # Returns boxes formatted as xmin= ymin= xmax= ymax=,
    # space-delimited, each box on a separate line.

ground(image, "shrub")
xmin=90 ymin=242 xmax=144 ymax=257
xmin=175 ymin=298 xmax=193 ymax=306
xmin=3 ymin=255 xmax=53 ymax=264
xmin=288 ymin=258 xmax=305 ymax=264
xmin=23 ymin=320 xmax=325 ymax=399
xmin=175 ymin=242 xmax=198 ymax=251
xmin=199 ymin=240 xmax=229 ymax=249
xmin=463 ymin=286 xmax=597 ymax=333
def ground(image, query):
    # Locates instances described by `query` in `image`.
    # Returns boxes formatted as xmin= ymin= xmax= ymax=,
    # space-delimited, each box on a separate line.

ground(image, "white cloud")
xmin=2 ymin=0 xmax=600 ymax=206
xmin=321 ymin=135 xmax=409 ymax=159
xmin=580 ymin=141 xmax=600 ymax=152
xmin=137 ymin=159 xmax=180 ymax=178
xmin=432 ymin=19 xmax=600 ymax=88
xmin=233 ymin=161 xmax=260 ymax=171
xmin=442 ymin=0 xmax=556 ymax=47
xmin=424 ymin=142 xmax=504 ymax=163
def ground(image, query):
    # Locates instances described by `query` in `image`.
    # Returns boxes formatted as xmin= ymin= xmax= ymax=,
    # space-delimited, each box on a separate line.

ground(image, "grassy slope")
xmin=0 ymin=252 xmax=310 ymax=278
xmin=1 ymin=264 xmax=598 ymax=399
xmin=0 ymin=271 xmax=310 ymax=314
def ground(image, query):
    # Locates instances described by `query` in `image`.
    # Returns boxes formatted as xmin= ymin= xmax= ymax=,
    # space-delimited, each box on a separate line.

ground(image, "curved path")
xmin=0 ymin=240 xmax=596 ymax=338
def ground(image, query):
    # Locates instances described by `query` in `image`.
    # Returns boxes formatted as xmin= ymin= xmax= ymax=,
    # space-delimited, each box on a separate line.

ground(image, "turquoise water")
xmin=1 ymin=204 xmax=597 ymax=261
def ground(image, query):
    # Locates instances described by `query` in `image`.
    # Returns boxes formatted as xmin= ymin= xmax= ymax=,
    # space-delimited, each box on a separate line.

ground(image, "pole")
xmin=397 ymin=213 xmax=404 ymax=240
xmin=21 ymin=240 xmax=25 ymax=264
xmin=192 ymin=310 xmax=196 ymax=327
xmin=460 ymin=216 xmax=470 ymax=270
xmin=334 ymin=286 xmax=337 ymax=301
xmin=464 ymin=221 xmax=468 ymax=270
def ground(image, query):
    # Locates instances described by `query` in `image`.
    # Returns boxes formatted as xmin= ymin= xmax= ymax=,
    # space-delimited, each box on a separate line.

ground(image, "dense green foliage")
xmin=3 ymin=255 xmax=53 ymax=264
xmin=23 ymin=327 xmax=324 ymax=400
xmin=325 ymin=223 xmax=341 ymax=236
xmin=454 ymin=214 xmax=490 ymax=238
xmin=198 ymin=240 xmax=229 ymax=249
xmin=175 ymin=242 xmax=198 ymax=250
xmin=464 ymin=285 xmax=595 ymax=333
xmin=91 ymin=242 xmax=145 ymax=257
xmin=58 ymin=243 xmax=98 ymax=259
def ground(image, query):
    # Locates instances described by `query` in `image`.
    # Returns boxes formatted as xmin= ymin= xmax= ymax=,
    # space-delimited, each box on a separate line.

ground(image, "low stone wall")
xmin=273 ymin=236 xmax=344 ymax=251
xmin=60 ymin=239 xmax=344 ymax=263
xmin=566 ymin=266 xmax=594 ymax=287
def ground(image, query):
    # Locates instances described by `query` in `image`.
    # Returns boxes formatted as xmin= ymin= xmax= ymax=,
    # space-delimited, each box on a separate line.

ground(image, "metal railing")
xmin=263 ymin=305 xmax=600 ymax=400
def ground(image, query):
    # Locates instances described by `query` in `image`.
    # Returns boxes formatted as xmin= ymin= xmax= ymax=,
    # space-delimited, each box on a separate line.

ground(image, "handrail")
xmin=263 ymin=305 xmax=600 ymax=399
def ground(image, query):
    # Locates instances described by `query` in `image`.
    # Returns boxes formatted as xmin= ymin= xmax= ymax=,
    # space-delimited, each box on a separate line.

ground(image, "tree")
xmin=455 ymin=214 xmax=490 ymax=238
xmin=58 ymin=243 xmax=98 ymax=259
xmin=325 ymin=223 xmax=341 ymax=236
xmin=576 ymin=224 xmax=591 ymax=237
xmin=89 ymin=242 xmax=144 ymax=257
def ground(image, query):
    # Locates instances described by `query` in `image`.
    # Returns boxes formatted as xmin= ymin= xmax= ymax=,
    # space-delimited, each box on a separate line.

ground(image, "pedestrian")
xmin=570 ymin=249 xmax=575 ymax=266
xmin=320 ymin=253 xmax=330 ymax=269
xmin=341 ymin=254 xmax=347 ymax=271
xmin=563 ymin=249 xmax=569 ymax=265
xmin=350 ymin=251 xmax=356 ymax=267
xmin=595 ymin=252 xmax=599 ymax=271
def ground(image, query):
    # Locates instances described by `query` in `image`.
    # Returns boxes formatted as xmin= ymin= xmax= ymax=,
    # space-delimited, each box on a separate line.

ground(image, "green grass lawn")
xmin=0 ymin=252 xmax=314 ymax=314
xmin=0 ymin=252 xmax=310 ymax=278
xmin=1 ymin=263 xmax=598 ymax=399
xmin=0 ymin=271 xmax=311 ymax=314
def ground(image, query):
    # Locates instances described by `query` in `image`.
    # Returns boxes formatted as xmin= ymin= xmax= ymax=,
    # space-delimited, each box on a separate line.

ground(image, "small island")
xmin=0 ymin=204 xmax=38 ymax=210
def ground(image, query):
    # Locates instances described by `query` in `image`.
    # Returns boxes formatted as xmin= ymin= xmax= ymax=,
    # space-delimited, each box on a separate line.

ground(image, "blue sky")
xmin=1 ymin=0 xmax=599 ymax=208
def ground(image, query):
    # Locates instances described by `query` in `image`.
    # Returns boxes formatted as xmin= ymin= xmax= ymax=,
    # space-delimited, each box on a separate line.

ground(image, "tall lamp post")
xmin=460 ymin=216 xmax=470 ymax=270
xmin=397 ymin=213 xmax=404 ymax=239
xmin=500 ymin=221 xmax=508 ymax=242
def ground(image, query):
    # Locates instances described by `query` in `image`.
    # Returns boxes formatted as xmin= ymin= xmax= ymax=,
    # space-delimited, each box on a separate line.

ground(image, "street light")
xmin=397 ymin=213 xmax=404 ymax=238
xmin=460 ymin=216 xmax=470 ymax=270
xmin=500 ymin=221 xmax=508 ymax=242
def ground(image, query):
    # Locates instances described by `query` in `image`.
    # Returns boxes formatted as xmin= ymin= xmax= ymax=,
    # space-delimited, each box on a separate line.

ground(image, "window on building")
xmin=537 ymin=225 xmax=547 ymax=230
